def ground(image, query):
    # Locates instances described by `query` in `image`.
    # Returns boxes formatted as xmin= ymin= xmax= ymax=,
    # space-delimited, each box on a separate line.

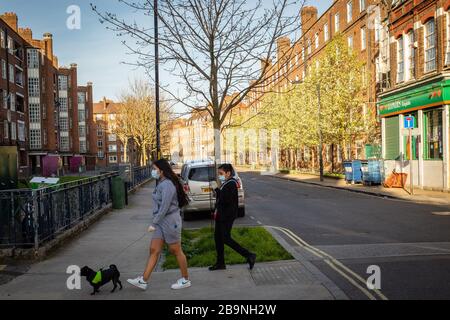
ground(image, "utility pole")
xmin=154 ymin=0 xmax=161 ymax=161
xmin=317 ymin=84 xmax=324 ymax=182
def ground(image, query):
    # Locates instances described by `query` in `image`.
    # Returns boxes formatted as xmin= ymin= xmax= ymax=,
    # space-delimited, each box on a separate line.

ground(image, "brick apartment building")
xmin=93 ymin=98 xmax=128 ymax=167
xmin=378 ymin=0 xmax=450 ymax=191
xmin=0 ymin=12 xmax=96 ymax=184
xmin=0 ymin=13 xmax=29 ymax=185
xmin=247 ymin=1 xmax=389 ymax=169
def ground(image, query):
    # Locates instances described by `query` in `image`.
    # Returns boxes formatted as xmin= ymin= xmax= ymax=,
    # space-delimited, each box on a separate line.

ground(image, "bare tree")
xmin=91 ymin=0 xmax=305 ymax=162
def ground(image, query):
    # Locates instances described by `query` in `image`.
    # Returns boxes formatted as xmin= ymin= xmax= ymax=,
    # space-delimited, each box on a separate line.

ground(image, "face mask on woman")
xmin=151 ymin=169 xmax=161 ymax=180
xmin=218 ymin=175 xmax=226 ymax=183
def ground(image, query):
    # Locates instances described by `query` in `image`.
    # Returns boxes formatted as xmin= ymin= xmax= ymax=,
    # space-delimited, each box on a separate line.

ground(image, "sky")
xmin=0 ymin=0 xmax=333 ymax=104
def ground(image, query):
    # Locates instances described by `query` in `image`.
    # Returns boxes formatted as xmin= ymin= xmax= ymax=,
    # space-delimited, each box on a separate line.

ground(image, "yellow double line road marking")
xmin=267 ymin=226 xmax=388 ymax=301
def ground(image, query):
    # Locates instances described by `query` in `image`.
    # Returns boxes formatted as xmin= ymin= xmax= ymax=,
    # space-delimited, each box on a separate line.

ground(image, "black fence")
xmin=0 ymin=166 xmax=153 ymax=250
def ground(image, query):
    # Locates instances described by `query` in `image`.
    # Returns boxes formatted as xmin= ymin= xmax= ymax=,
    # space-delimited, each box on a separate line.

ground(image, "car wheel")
xmin=238 ymin=207 xmax=246 ymax=218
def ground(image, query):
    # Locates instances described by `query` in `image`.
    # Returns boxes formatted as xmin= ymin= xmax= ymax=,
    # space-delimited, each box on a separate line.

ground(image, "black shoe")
xmin=247 ymin=254 xmax=257 ymax=270
xmin=209 ymin=264 xmax=226 ymax=271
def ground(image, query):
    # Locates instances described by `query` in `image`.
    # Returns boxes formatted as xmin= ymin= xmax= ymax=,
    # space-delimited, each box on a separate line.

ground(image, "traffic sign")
xmin=404 ymin=116 xmax=415 ymax=129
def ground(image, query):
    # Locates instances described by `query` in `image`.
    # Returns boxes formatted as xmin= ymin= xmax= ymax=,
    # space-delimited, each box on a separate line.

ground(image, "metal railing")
xmin=0 ymin=165 xmax=153 ymax=251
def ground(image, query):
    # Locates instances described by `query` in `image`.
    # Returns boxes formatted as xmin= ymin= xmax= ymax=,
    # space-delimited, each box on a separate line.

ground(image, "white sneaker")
xmin=171 ymin=277 xmax=192 ymax=290
xmin=127 ymin=276 xmax=148 ymax=290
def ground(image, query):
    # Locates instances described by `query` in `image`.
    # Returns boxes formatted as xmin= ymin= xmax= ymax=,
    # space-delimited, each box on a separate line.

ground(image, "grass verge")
xmin=163 ymin=226 xmax=293 ymax=269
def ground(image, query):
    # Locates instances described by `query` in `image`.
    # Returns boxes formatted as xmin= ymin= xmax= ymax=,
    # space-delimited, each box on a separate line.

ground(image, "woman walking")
xmin=209 ymin=164 xmax=256 ymax=271
xmin=128 ymin=159 xmax=191 ymax=290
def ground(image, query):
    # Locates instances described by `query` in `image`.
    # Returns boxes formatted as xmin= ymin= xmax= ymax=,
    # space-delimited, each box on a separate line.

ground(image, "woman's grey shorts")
xmin=152 ymin=212 xmax=182 ymax=244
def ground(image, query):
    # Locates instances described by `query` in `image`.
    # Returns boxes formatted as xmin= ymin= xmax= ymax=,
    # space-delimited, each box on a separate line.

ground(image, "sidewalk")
xmin=237 ymin=167 xmax=450 ymax=206
xmin=0 ymin=182 xmax=337 ymax=300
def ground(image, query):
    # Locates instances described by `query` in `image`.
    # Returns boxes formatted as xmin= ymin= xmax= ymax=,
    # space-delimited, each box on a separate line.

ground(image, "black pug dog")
xmin=80 ymin=265 xmax=123 ymax=295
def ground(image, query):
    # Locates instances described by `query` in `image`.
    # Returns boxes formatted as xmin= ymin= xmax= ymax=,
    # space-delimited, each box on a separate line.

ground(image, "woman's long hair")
xmin=153 ymin=159 xmax=189 ymax=208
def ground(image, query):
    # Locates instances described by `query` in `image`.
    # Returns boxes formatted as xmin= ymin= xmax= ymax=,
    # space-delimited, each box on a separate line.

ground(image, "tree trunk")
xmin=213 ymin=117 xmax=221 ymax=164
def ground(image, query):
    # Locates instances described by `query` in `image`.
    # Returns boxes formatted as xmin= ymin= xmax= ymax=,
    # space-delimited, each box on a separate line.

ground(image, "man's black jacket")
xmin=215 ymin=178 xmax=238 ymax=222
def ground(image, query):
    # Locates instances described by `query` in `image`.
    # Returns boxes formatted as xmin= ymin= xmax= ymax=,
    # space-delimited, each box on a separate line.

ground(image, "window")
xmin=79 ymin=140 xmax=87 ymax=153
xmin=361 ymin=27 xmax=366 ymax=50
xmin=28 ymin=78 xmax=40 ymax=97
xmin=59 ymin=97 xmax=68 ymax=112
xmin=98 ymin=150 xmax=104 ymax=159
xmin=3 ymin=120 xmax=9 ymax=139
xmin=96 ymin=114 xmax=103 ymax=121
xmin=60 ymin=136 xmax=69 ymax=151
xmin=307 ymin=39 xmax=311 ymax=55
xmin=424 ymin=109 xmax=443 ymax=160
xmin=425 ymin=19 xmax=436 ymax=73
xmin=59 ymin=118 xmax=69 ymax=131
xmin=324 ymin=23 xmax=329 ymax=42
xmin=79 ymin=125 xmax=86 ymax=137
xmin=347 ymin=1 xmax=353 ymax=23
xmin=97 ymin=140 xmax=103 ymax=148
xmin=7 ymin=36 xmax=13 ymax=54
xmin=360 ymin=0 xmax=365 ymax=12
xmin=10 ymin=93 xmax=15 ymax=111
xmin=1 ymin=60 xmax=6 ymax=79
xmin=30 ymin=129 xmax=42 ymax=150
xmin=58 ymin=75 xmax=68 ymax=91
xmin=188 ymin=167 xmax=216 ymax=182
xmin=27 ymin=49 xmax=39 ymax=69
xmin=315 ymin=32 xmax=319 ymax=49
xmin=29 ymin=104 xmax=41 ymax=123
xmin=446 ymin=12 xmax=450 ymax=65
xmin=108 ymin=134 xmax=117 ymax=142
xmin=406 ymin=31 xmax=415 ymax=81
xmin=9 ymin=64 xmax=14 ymax=83
xmin=335 ymin=13 xmax=340 ymax=32
xmin=2 ymin=90 xmax=6 ymax=109
xmin=108 ymin=144 xmax=117 ymax=152
xmin=78 ymin=109 xmax=86 ymax=122
xmin=18 ymin=120 xmax=25 ymax=142
xmin=348 ymin=35 xmax=353 ymax=49
xmin=11 ymin=121 xmax=16 ymax=140
xmin=109 ymin=114 xmax=116 ymax=121
xmin=77 ymin=92 xmax=86 ymax=104
xmin=43 ymin=130 xmax=47 ymax=145
xmin=397 ymin=36 xmax=404 ymax=83
xmin=0 ymin=30 xmax=4 ymax=48
xmin=109 ymin=155 xmax=118 ymax=163
xmin=97 ymin=127 xmax=103 ymax=137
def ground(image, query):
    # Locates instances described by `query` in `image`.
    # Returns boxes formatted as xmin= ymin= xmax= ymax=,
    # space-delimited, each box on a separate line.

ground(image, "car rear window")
xmin=188 ymin=167 xmax=216 ymax=182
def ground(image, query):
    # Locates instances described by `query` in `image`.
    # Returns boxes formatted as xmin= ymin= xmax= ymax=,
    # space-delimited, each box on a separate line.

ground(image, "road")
xmin=240 ymin=171 xmax=450 ymax=300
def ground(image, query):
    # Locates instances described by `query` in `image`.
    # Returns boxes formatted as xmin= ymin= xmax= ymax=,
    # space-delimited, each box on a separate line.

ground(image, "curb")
xmin=267 ymin=174 xmax=430 ymax=203
xmin=264 ymin=226 xmax=348 ymax=300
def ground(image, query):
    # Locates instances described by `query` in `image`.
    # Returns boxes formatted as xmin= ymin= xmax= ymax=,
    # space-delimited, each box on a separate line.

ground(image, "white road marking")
xmin=267 ymin=226 xmax=388 ymax=300
xmin=432 ymin=212 xmax=450 ymax=216
xmin=0 ymin=265 xmax=6 ymax=271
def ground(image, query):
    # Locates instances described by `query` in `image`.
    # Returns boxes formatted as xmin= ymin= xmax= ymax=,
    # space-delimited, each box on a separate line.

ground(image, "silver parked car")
xmin=179 ymin=160 xmax=245 ymax=221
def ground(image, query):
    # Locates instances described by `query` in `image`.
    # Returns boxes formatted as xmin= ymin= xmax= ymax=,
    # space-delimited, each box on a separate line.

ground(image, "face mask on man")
xmin=151 ymin=169 xmax=161 ymax=180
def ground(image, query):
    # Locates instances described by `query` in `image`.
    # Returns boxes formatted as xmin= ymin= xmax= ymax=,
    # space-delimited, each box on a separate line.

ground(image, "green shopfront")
xmin=378 ymin=78 xmax=450 ymax=191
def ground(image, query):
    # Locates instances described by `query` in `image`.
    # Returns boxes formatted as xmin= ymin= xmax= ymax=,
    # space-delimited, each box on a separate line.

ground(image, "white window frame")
xmin=360 ymin=0 xmax=365 ymax=12
xmin=424 ymin=18 xmax=436 ymax=73
xmin=335 ymin=13 xmax=340 ymax=32
xmin=361 ymin=27 xmax=366 ymax=50
xmin=315 ymin=32 xmax=319 ymax=49
xmin=397 ymin=36 xmax=405 ymax=83
xmin=324 ymin=23 xmax=329 ymax=42
xmin=347 ymin=1 xmax=353 ymax=23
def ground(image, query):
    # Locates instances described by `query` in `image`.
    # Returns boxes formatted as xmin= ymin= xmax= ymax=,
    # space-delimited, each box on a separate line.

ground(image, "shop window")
xmin=424 ymin=109 xmax=443 ymax=160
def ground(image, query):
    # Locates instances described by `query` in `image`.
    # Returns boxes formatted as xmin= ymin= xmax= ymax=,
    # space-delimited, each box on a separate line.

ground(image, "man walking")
xmin=209 ymin=164 xmax=256 ymax=271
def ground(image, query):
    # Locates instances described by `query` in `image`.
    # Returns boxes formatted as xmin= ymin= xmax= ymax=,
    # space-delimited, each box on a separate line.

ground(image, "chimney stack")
xmin=43 ymin=33 xmax=54 ymax=62
xmin=277 ymin=37 xmax=291 ymax=63
xmin=18 ymin=27 xmax=33 ymax=42
xmin=301 ymin=6 xmax=318 ymax=34
xmin=1 ymin=12 xmax=18 ymax=32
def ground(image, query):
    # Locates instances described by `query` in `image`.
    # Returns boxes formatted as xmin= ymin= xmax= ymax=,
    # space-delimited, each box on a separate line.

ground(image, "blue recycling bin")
xmin=362 ymin=160 xmax=383 ymax=186
xmin=344 ymin=160 xmax=363 ymax=184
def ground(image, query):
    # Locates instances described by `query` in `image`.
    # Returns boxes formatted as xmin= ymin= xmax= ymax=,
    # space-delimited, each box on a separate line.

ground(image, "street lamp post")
xmin=154 ymin=0 xmax=161 ymax=161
